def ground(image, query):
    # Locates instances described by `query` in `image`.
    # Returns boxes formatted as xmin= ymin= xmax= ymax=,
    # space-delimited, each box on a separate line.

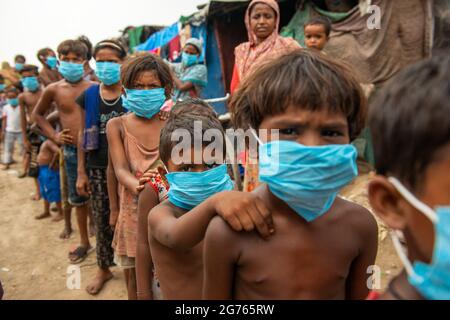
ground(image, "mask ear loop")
xmin=388 ymin=177 xmax=438 ymax=224
xmin=390 ymin=230 xmax=423 ymax=282
xmin=387 ymin=176 xmax=437 ymax=284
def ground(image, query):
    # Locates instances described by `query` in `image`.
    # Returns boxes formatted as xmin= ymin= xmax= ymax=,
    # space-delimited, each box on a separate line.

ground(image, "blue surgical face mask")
xmin=46 ymin=56 xmax=58 ymax=69
xmin=255 ymin=133 xmax=358 ymax=222
xmin=166 ymin=164 xmax=234 ymax=210
xmin=8 ymin=98 xmax=19 ymax=106
xmin=388 ymin=177 xmax=450 ymax=300
xmin=0 ymin=84 xmax=5 ymax=91
xmin=122 ymin=88 xmax=166 ymax=119
xmin=58 ymin=61 xmax=84 ymax=83
xmin=15 ymin=63 xmax=24 ymax=71
xmin=182 ymin=52 xmax=199 ymax=67
xmin=21 ymin=76 xmax=40 ymax=92
xmin=95 ymin=61 xmax=121 ymax=86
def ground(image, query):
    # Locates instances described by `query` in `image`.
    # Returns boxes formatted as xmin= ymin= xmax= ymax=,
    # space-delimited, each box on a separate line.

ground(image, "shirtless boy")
xmin=33 ymin=39 xmax=94 ymax=262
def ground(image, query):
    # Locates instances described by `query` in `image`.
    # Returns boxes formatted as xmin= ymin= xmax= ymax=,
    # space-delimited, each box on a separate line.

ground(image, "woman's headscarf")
xmin=234 ymin=0 xmax=300 ymax=80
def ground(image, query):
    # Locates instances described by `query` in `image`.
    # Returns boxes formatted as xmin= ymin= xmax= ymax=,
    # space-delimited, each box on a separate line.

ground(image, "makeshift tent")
xmin=433 ymin=0 xmax=450 ymax=52
xmin=131 ymin=5 xmax=226 ymax=113
xmin=119 ymin=25 xmax=165 ymax=52
xmin=305 ymin=0 xmax=433 ymax=85
xmin=129 ymin=0 xmax=446 ymax=116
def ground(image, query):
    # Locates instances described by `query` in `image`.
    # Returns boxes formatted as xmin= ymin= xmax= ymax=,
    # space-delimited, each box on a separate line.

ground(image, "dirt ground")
xmin=0 ymin=158 xmax=401 ymax=300
xmin=0 ymin=160 xmax=127 ymax=300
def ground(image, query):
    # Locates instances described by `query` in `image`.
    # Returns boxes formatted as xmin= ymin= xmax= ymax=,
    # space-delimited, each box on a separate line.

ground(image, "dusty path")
xmin=0 ymin=161 xmax=127 ymax=300
xmin=0 ymin=159 xmax=401 ymax=299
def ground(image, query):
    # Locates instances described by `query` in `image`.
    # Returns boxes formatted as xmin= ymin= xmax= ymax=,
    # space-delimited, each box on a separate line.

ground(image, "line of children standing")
xmin=3 ymin=12 xmax=448 ymax=300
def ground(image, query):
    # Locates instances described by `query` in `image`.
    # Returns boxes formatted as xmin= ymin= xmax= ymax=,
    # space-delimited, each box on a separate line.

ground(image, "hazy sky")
xmin=0 ymin=0 xmax=206 ymax=66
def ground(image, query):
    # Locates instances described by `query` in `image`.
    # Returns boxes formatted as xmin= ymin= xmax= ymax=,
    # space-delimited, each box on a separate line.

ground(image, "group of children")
xmin=0 ymin=10 xmax=449 ymax=300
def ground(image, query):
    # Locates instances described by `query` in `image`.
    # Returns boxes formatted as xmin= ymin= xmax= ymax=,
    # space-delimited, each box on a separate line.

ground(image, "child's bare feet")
xmin=35 ymin=212 xmax=51 ymax=220
xmin=86 ymin=268 xmax=113 ymax=295
xmin=52 ymin=214 xmax=64 ymax=222
xmin=59 ymin=227 xmax=72 ymax=239
xmin=2 ymin=165 xmax=10 ymax=171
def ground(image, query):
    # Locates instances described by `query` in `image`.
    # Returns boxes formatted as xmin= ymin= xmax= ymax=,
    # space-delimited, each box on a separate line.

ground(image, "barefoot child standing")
xmin=75 ymin=39 xmax=128 ymax=295
xmin=2 ymin=86 xmax=23 ymax=170
xmin=33 ymin=39 xmax=94 ymax=261
xmin=106 ymin=53 xmax=172 ymax=300
xmin=18 ymin=65 xmax=43 ymax=197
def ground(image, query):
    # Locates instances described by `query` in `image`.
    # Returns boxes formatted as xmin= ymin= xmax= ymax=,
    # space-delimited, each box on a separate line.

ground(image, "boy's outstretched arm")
xmin=105 ymin=117 xmax=140 ymax=195
xmin=148 ymin=191 xmax=273 ymax=251
xmin=203 ymin=216 xmax=240 ymax=300
xmin=345 ymin=208 xmax=379 ymax=300
xmin=136 ymin=184 xmax=159 ymax=300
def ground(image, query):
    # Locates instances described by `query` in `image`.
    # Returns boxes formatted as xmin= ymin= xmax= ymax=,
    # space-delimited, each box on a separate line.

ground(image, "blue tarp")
xmin=135 ymin=22 xmax=179 ymax=52
xmin=201 ymin=22 xmax=227 ymax=115
xmin=134 ymin=19 xmax=227 ymax=114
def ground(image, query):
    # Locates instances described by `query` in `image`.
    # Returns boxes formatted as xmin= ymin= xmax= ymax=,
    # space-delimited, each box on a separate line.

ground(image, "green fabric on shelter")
xmin=128 ymin=26 xmax=144 ymax=53
xmin=314 ymin=5 xmax=353 ymax=22
xmin=280 ymin=3 xmax=311 ymax=47
xmin=280 ymin=3 xmax=353 ymax=47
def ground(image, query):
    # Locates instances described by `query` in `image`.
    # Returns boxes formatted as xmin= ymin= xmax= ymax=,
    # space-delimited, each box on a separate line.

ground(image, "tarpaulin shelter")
xmin=207 ymin=0 xmax=447 ymax=165
xmin=209 ymin=0 xmax=440 ymax=88
xmin=284 ymin=0 xmax=435 ymax=85
xmin=119 ymin=25 xmax=165 ymax=52
xmin=131 ymin=0 xmax=448 ymax=115
xmin=133 ymin=4 xmax=231 ymax=113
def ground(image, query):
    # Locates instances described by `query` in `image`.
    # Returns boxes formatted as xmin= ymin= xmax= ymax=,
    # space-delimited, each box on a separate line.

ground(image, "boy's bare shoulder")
xmin=206 ymin=216 xmax=244 ymax=249
xmin=333 ymin=197 xmax=378 ymax=236
xmin=148 ymin=200 xmax=184 ymax=230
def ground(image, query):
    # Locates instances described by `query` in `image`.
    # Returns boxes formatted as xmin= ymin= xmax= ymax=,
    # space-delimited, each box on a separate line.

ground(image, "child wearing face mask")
xmin=18 ymin=65 xmax=43 ymax=195
xmin=170 ymin=38 xmax=207 ymax=101
xmin=106 ymin=53 xmax=173 ymax=300
xmin=202 ymin=49 xmax=378 ymax=300
xmin=75 ymin=39 xmax=128 ymax=296
xmin=14 ymin=55 xmax=26 ymax=73
xmin=2 ymin=86 xmax=24 ymax=170
xmin=37 ymin=47 xmax=62 ymax=87
xmin=368 ymin=55 xmax=450 ymax=300
xmin=33 ymin=39 xmax=94 ymax=256
xmin=144 ymin=99 xmax=273 ymax=300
